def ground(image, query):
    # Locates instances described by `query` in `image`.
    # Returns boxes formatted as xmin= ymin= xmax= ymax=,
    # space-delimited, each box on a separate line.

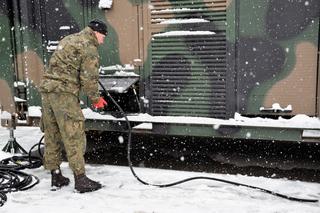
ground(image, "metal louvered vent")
xmin=149 ymin=0 xmax=227 ymax=118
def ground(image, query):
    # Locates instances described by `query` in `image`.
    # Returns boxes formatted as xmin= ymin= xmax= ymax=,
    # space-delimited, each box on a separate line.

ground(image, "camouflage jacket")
xmin=39 ymin=27 xmax=100 ymax=103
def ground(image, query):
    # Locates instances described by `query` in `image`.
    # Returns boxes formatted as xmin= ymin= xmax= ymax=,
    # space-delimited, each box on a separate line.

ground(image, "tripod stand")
xmin=2 ymin=114 xmax=27 ymax=154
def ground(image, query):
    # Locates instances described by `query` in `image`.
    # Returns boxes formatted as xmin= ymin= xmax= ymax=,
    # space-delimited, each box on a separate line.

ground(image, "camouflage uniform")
xmin=39 ymin=27 xmax=100 ymax=175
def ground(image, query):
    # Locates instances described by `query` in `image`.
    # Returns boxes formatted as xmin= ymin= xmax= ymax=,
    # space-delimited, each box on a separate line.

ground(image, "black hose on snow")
xmin=0 ymin=135 xmax=43 ymax=206
xmin=98 ymin=81 xmax=319 ymax=203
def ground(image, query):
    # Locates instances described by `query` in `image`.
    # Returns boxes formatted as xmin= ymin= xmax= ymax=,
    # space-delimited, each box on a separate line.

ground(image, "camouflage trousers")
xmin=41 ymin=92 xmax=86 ymax=175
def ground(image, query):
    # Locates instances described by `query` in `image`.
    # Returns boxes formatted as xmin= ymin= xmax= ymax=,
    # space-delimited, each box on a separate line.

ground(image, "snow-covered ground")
xmin=0 ymin=126 xmax=320 ymax=213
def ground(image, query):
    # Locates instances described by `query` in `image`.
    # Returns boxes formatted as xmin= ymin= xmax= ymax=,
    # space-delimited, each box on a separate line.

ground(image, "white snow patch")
xmin=0 ymin=111 xmax=12 ymax=120
xmin=100 ymin=64 xmax=138 ymax=76
xmin=99 ymin=0 xmax=113 ymax=9
xmin=109 ymin=86 xmax=125 ymax=93
xmin=113 ymin=70 xmax=138 ymax=77
xmin=13 ymin=81 xmax=26 ymax=87
xmin=151 ymin=8 xmax=202 ymax=13
xmin=133 ymin=58 xmax=142 ymax=63
xmin=302 ymin=130 xmax=320 ymax=138
xmin=14 ymin=96 xmax=26 ymax=102
xmin=59 ymin=26 xmax=71 ymax=30
xmin=101 ymin=64 xmax=134 ymax=71
xmin=133 ymin=123 xmax=153 ymax=130
xmin=159 ymin=18 xmax=209 ymax=24
xmin=82 ymin=108 xmax=320 ymax=130
xmin=0 ymin=126 xmax=319 ymax=212
xmin=153 ymin=31 xmax=215 ymax=37
xmin=118 ymin=135 xmax=124 ymax=144
xmin=27 ymin=106 xmax=42 ymax=117
xmin=260 ymin=103 xmax=292 ymax=112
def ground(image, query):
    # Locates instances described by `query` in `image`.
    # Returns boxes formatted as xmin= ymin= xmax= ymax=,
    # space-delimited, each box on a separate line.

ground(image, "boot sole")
xmin=75 ymin=185 xmax=103 ymax=193
xmin=51 ymin=181 xmax=70 ymax=188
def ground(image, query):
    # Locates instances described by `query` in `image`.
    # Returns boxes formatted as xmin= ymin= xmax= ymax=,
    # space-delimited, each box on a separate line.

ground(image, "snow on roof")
xmin=153 ymin=31 xmax=215 ymax=37
xmin=82 ymin=108 xmax=320 ymax=130
xmin=99 ymin=0 xmax=113 ymax=9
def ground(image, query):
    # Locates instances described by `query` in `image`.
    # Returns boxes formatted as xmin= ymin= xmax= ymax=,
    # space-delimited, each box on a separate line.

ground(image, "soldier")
xmin=39 ymin=19 xmax=108 ymax=193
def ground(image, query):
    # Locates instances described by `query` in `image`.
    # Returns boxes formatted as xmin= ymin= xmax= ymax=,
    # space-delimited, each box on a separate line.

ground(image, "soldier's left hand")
xmin=93 ymin=97 xmax=107 ymax=109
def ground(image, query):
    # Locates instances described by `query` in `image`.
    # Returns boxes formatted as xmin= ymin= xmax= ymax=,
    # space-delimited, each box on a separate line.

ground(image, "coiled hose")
xmin=0 ymin=136 xmax=44 ymax=206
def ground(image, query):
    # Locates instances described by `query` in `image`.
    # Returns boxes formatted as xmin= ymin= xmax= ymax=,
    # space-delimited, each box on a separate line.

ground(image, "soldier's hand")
xmin=93 ymin=97 xmax=107 ymax=109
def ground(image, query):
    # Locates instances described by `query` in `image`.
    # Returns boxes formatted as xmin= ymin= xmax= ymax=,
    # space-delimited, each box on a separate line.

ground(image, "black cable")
xmin=0 ymin=191 xmax=7 ymax=207
xmin=0 ymin=135 xmax=43 ymax=206
xmin=0 ymin=168 xmax=40 ymax=206
xmin=99 ymin=80 xmax=319 ymax=203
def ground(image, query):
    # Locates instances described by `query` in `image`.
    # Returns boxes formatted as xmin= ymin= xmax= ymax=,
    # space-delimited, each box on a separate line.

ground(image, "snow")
xmin=4 ymin=105 xmax=319 ymax=130
xmin=133 ymin=58 xmax=142 ymax=63
xmin=99 ymin=64 xmax=138 ymax=77
xmin=99 ymin=0 xmax=113 ymax=9
xmin=153 ymin=31 xmax=216 ymax=37
xmin=302 ymin=130 xmax=320 ymax=138
xmin=113 ymin=70 xmax=138 ymax=77
xmin=159 ymin=18 xmax=210 ymax=24
xmin=133 ymin=123 xmax=153 ymax=130
xmin=260 ymin=103 xmax=292 ymax=112
xmin=59 ymin=26 xmax=71 ymax=30
xmin=27 ymin=106 xmax=42 ymax=117
xmin=82 ymin=109 xmax=320 ymax=130
xmin=0 ymin=111 xmax=11 ymax=120
xmin=14 ymin=96 xmax=26 ymax=102
xmin=151 ymin=8 xmax=202 ymax=14
xmin=108 ymin=86 xmax=125 ymax=93
xmin=0 ymin=126 xmax=320 ymax=212
xmin=101 ymin=64 xmax=134 ymax=71
xmin=13 ymin=81 xmax=26 ymax=87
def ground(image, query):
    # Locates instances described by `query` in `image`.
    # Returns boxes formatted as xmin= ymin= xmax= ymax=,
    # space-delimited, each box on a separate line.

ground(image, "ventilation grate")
xmin=149 ymin=0 xmax=227 ymax=118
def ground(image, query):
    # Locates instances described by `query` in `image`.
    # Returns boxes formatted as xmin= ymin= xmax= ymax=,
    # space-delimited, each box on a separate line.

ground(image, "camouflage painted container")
xmin=0 ymin=0 xmax=319 ymax=142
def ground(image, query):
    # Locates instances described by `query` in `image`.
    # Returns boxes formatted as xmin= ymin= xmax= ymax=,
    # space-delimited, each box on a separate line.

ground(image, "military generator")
xmin=0 ymin=1 xmax=320 ymax=173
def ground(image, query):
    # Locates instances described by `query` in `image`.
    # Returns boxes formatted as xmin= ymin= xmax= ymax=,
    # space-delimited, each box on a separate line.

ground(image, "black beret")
xmin=88 ymin=19 xmax=108 ymax=35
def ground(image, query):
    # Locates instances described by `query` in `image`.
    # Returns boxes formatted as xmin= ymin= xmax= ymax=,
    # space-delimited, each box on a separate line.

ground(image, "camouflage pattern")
xmin=39 ymin=27 xmax=100 ymax=104
xmin=0 ymin=0 xmax=319 ymax=143
xmin=39 ymin=24 xmax=103 ymax=175
xmin=41 ymin=92 xmax=86 ymax=175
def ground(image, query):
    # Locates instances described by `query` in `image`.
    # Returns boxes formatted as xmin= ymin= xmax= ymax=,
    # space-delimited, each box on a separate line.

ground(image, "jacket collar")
xmin=81 ymin=27 xmax=99 ymax=47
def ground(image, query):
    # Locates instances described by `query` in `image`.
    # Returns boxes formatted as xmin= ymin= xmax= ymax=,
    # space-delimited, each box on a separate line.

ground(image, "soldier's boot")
xmin=51 ymin=169 xmax=70 ymax=187
xmin=74 ymin=173 xmax=102 ymax=193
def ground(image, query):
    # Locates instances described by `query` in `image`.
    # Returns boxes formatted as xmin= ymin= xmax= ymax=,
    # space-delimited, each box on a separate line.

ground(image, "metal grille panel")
xmin=149 ymin=0 xmax=227 ymax=118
